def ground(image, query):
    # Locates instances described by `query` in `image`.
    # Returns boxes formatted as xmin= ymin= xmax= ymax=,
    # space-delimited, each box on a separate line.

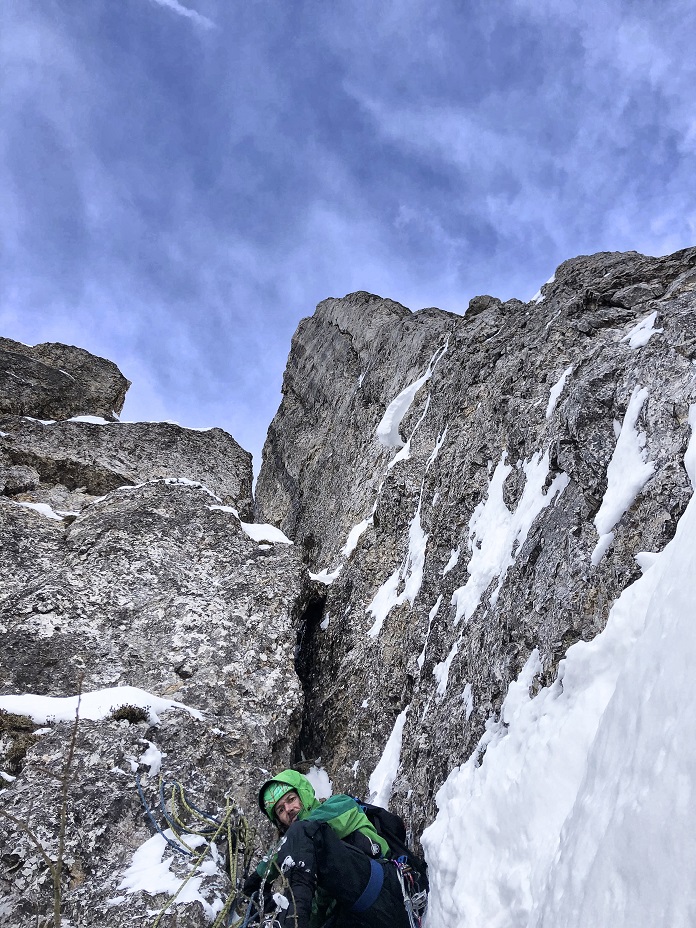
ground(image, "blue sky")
xmin=1 ymin=0 xmax=695 ymax=469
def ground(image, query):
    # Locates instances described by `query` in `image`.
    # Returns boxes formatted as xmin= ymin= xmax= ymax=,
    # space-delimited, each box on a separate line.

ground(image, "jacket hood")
xmin=257 ymin=769 xmax=318 ymax=827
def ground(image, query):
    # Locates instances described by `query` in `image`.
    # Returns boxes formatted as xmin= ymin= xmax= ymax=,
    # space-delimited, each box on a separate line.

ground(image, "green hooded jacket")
xmin=255 ymin=769 xmax=390 ymax=926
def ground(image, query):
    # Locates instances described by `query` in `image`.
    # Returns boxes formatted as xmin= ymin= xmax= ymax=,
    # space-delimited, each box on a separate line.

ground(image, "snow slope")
xmin=422 ymin=471 xmax=696 ymax=927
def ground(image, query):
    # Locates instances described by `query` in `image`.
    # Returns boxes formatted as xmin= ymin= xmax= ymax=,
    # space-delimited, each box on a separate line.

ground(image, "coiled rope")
xmin=136 ymin=774 xmax=254 ymax=927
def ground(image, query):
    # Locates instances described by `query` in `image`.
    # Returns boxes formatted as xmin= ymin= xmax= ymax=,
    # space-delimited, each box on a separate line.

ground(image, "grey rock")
xmin=3 ymin=243 xmax=696 ymax=923
xmin=256 ymin=245 xmax=696 ymax=841
xmin=0 ymin=337 xmax=130 ymax=421
xmin=0 ymin=418 xmax=254 ymax=519
xmin=0 ymin=478 xmax=308 ymax=925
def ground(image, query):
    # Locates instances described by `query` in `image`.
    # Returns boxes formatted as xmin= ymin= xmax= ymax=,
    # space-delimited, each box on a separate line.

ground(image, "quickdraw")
xmin=392 ymin=858 xmax=428 ymax=928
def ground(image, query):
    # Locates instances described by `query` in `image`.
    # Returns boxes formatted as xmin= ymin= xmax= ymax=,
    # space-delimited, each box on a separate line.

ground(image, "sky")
xmin=1 ymin=0 xmax=696 ymax=470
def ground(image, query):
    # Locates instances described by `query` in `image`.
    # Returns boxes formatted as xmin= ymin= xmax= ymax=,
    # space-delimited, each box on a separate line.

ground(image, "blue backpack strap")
xmin=351 ymin=858 xmax=384 ymax=913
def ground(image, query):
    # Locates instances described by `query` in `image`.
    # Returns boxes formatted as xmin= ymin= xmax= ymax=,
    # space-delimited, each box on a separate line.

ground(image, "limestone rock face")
xmin=256 ymin=247 xmax=696 ymax=840
xmin=0 ymin=344 xmax=306 ymax=926
xmin=0 ymin=337 xmax=130 ymax=420
xmin=1 ymin=418 xmax=254 ymax=519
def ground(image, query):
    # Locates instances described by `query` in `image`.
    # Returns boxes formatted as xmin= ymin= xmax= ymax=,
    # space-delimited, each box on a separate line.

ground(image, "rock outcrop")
xmin=0 ymin=337 xmax=130 ymax=421
xmin=0 ymin=345 xmax=308 ymax=925
xmin=256 ymin=247 xmax=696 ymax=839
xmin=1 ymin=418 xmax=254 ymax=519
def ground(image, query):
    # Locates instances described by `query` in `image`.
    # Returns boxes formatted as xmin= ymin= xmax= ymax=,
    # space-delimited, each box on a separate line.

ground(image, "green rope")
xmin=145 ymin=780 xmax=253 ymax=928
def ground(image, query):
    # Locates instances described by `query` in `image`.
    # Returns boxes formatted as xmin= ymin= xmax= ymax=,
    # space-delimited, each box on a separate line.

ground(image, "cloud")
xmin=1 ymin=0 xmax=696 ymax=471
xmin=146 ymin=0 xmax=215 ymax=30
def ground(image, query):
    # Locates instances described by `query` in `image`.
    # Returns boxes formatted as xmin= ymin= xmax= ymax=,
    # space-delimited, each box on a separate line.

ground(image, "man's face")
xmin=274 ymin=789 xmax=303 ymax=827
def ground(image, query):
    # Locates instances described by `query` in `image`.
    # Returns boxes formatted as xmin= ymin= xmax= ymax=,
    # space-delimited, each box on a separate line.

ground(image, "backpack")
xmin=355 ymin=800 xmax=429 ymax=891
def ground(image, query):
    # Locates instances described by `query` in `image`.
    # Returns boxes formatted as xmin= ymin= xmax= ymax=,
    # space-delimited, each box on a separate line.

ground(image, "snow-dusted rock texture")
xmin=0 ymin=349 xmax=307 ymax=925
xmin=256 ymin=247 xmax=696 ymax=840
xmin=0 ymin=337 xmax=130 ymax=421
xmin=1 ymin=417 xmax=254 ymax=519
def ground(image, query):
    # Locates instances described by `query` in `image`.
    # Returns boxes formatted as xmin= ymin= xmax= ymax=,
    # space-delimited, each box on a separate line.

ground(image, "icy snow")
xmin=426 ymin=427 xmax=448 ymax=471
xmin=341 ymin=518 xmax=372 ymax=558
xmin=368 ymin=707 xmax=408 ymax=808
xmin=621 ymin=310 xmax=662 ymax=349
xmin=367 ymin=495 xmax=428 ymax=637
xmin=8 ymin=501 xmax=65 ymax=521
xmin=592 ymin=387 xmax=654 ymax=564
xmin=442 ymin=547 xmax=460 ymax=576
xmin=685 ymin=405 xmax=696 ymax=489
xmin=451 ymin=450 xmax=569 ymax=624
xmin=306 ymin=764 xmax=333 ymax=799
xmin=387 ymin=395 xmax=431 ymax=470
xmin=433 ymin=641 xmax=459 ymax=699
xmin=140 ymin=740 xmax=164 ymax=777
xmin=376 ymin=342 xmax=447 ymax=449
xmin=309 ymin=566 xmax=342 ymax=585
xmin=424 ymin=475 xmax=696 ymax=928
xmin=417 ymin=596 xmax=442 ymax=671
xmin=0 ymin=686 xmax=203 ymax=725
xmin=118 ymin=830 xmax=222 ymax=919
xmin=68 ymin=415 xmax=112 ymax=424
xmin=545 ymin=365 xmax=573 ymax=419
xmin=208 ymin=505 xmax=292 ymax=544
xmin=529 ymin=273 xmax=556 ymax=304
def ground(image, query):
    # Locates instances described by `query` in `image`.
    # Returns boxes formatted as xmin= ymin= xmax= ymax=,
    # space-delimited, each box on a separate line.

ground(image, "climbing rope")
xmin=136 ymin=774 xmax=255 ymax=927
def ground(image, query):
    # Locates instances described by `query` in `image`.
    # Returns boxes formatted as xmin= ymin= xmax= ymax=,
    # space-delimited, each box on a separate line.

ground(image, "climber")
xmin=243 ymin=768 xmax=425 ymax=928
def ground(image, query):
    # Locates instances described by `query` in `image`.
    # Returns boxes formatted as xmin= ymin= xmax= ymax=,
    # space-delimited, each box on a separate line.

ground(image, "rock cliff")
xmin=256 ymin=246 xmax=696 ymax=839
xmin=0 ymin=353 xmax=308 ymax=925
xmin=2 ymin=244 xmax=696 ymax=924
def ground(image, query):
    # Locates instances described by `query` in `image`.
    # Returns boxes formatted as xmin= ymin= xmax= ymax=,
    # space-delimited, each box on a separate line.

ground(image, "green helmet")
xmin=257 ymin=769 xmax=318 ymax=825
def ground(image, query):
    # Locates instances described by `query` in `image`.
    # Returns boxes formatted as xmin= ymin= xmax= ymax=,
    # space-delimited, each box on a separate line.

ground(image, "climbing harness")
xmin=136 ymin=773 xmax=254 ymax=927
xmin=392 ymin=858 xmax=428 ymax=928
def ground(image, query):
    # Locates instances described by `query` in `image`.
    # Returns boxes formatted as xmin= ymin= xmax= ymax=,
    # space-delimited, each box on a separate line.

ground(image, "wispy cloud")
xmin=147 ymin=0 xmax=215 ymax=30
xmin=1 ymin=0 xmax=695 ymax=469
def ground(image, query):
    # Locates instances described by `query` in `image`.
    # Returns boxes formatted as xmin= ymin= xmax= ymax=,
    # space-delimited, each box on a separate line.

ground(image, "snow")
xmin=140 ymin=740 xmax=164 ymax=777
xmin=306 ymin=764 xmax=333 ymax=799
xmin=530 ymin=273 xmax=556 ymax=304
xmin=433 ymin=641 xmax=459 ymax=699
xmin=309 ymin=566 xmax=342 ymax=585
xmin=461 ymin=683 xmax=474 ymax=720
xmin=387 ymin=395 xmax=431 ymax=470
xmin=621 ymin=310 xmax=663 ymax=349
xmin=0 ymin=686 xmax=203 ymax=725
xmin=208 ymin=505 xmax=292 ymax=544
xmin=68 ymin=415 xmax=112 ymax=424
xmin=545 ymin=365 xmax=573 ymax=419
xmin=442 ymin=547 xmax=460 ymax=576
xmin=417 ymin=596 xmax=442 ymax=671
xmin=320 ymin=615 xmax=330 ymax=630
xmin=451 ymin=450 xmax=569 ymax=624
xmin=238 ymin=521 xmax=292 ymax=545
xmin=118 ymin=830 xmax=223 ymax=919
xmin=423 ymin=483 xmax=696 ymax=928
xmin=592 ymin=387 xmax=654 ymax=564
xmin=684 ymin=405 xmax=696 ymax=489
xmin=376 ymin=342 xmax=447 ymax=449
xmin=426 ymin=427 xmax=448 ymax=471
xmin=8 ymin=501 xmax=65 ymax=521
xmin=341 ymin=518 xmax=372 ymax=558
xmin=367 ymin=494 xmax=428 ymax=637
xmin=368 ymin=707 xmax=409 ymax=808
